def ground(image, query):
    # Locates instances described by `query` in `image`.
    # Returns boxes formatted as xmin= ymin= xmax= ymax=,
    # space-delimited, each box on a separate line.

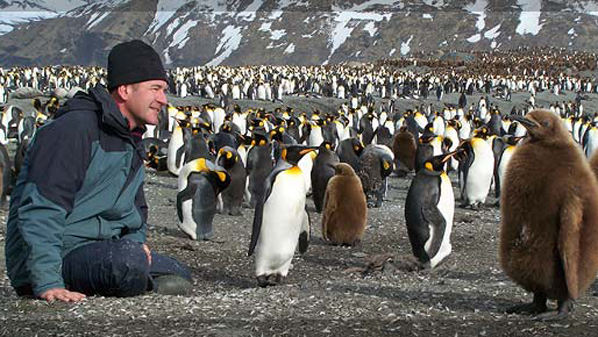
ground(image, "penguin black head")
xmin=251 ymin=131 xmax=269 ymax=147
xmin=319 ymin=141 xmax=334 ymax=152
xmin=280 ymin=145 xmax=317 ymax=166
xmin=217 ymin=146 xmax=239 ymax=169
xmin=350 ymin=138 xmax=364 ymax=156
xmin=473 ymin=125 xmax=491 ymax=139
xmin=511 ymin=109 xmax=569 ymax=143
xmin=188 ymin=158 xmax=231 ymax=192
xmin=423 ymin=150 xmax=463 ymax=173
xmin=269 ymin=126 xmax=286 ymax=142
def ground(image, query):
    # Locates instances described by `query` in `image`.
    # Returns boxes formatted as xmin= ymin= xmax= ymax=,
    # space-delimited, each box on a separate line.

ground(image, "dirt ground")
xmin=1 ymin=89 xmax=598 ymax=336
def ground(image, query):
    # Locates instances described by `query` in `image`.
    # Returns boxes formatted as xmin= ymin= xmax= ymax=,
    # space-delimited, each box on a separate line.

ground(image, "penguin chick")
xmin=500 ymin=109 xmax=598 ymax=320
xmin=322 ymin=163 xmax=367 ymax=246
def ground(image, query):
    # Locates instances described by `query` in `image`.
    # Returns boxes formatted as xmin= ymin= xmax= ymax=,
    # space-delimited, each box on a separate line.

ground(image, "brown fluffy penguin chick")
xmin=392 ymin=126 xmax=417 ymax=175
xmin=589 ymin=150 xmax=598 ymax=179
xmin=322 ymin=163 xmax=367 ymax=246
xmin=500 ymin=109 xmax=598 ymax=321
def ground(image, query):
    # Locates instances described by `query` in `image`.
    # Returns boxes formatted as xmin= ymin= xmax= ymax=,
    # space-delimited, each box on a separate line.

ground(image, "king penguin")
xmin=177 ymin=158 xmax=231 ymax=240
xmin=216 ymin=146 xmax=246 ymax=216
xmin=456 ymin=126 xmax=495 ymax=209
xmin=500 ymin=109 xmax=598 ymax=320
xmin=311 ymin=141 xmax=340 ymax=213
xmin=404 ymin=150 xmax=461 ymax=269
xmin=248 ymin=145 xmax=316 ymax=287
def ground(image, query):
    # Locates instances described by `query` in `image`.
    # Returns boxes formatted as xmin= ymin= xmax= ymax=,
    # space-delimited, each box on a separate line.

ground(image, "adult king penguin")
xmin=216 ymin=146 xmax=246 ymax=216
xmin=500 ymin=109 xmax=598 ymax=320
xmin=405 ymin=150 xmax=461 ymax=269
xmin=248 ymin=145 xmax=316 ymax=287
xmin=177 ymin=158 xmax=230 ymax=240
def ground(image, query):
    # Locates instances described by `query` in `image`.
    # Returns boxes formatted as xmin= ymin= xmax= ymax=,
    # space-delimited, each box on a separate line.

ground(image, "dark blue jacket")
xmin=5 ymin=84 xmax=148 ymax=296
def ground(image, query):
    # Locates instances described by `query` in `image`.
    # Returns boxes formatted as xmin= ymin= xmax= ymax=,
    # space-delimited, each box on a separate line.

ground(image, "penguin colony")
xmin=3 ymin=47 xmax=598 ymax=320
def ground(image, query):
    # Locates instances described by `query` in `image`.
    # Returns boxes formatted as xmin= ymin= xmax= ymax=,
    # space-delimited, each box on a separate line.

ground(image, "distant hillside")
xmin=1 ymin=0 xmax=598 ymax=67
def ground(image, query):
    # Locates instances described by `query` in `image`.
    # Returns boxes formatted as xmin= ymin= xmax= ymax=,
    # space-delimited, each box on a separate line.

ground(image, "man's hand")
xmin=39 ymin=288 xmax=86 ymax=303
xmin=142 ymin=243 xmax=152 ymax=266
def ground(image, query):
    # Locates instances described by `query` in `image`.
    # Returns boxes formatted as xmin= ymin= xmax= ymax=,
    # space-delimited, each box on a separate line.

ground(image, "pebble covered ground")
xmin=2 ymin=89 xmax=598 ymax=336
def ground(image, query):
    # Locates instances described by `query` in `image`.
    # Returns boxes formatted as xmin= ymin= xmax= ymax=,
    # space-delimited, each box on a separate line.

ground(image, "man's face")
xmin=124 ymin=80 xmax=168 ymax=127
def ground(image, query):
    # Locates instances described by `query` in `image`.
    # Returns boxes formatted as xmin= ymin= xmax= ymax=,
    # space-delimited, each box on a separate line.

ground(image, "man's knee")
xmin=106 ymin=240 xmax=150 ymax=297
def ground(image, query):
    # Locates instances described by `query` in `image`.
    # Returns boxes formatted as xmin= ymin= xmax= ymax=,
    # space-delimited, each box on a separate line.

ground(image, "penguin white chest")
xmin=255 ymin=169 xmax=308 ymax=277
xmin=466 ymin=139 xmax=494 ymax=205
xmin=426 ymin=173 xmax=454 ymax=268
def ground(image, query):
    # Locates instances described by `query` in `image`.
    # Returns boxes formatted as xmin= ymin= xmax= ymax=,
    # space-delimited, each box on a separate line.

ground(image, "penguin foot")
xmin=506 ymin=302 xmax=546 ymax=315
xmin=533 ymin=299 xmax=573 ymax=321
xmin=256 ymin=274 xmax=283 ymax=288
xmin=506 ymin=293 xmax=548 ymax=315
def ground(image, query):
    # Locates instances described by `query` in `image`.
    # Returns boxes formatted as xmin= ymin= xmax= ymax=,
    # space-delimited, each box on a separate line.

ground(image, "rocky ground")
xmin=1 ymin=88 xmax=598 ymax=336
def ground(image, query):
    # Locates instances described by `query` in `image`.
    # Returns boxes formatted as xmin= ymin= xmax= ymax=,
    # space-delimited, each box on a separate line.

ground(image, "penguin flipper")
xmin=558 ymin=194 xmax=583 ymax=299
xmin=175 ymin=143 xmax=186 ymax=167
xmin=421 ymin=205 xmax=447 ymax=261
xmin=298 ymin=208 xmax=310 ymax=254
xmin=176 ymin=182 xmax=198 ymax=223
xmin=248 ymin=194 xmax=264 ymax=257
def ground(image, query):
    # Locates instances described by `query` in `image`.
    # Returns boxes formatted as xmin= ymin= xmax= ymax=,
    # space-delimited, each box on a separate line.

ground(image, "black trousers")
xmin=59 ymin=239 xmax=191 ymax=297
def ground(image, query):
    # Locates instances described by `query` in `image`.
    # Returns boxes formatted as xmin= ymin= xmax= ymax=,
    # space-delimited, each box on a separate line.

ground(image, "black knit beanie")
xmin=107 ymin=40 xmax=167 ymax=91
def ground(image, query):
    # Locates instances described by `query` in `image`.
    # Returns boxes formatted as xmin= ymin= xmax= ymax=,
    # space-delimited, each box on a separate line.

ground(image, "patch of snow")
xmin=484 ymin=24 xmax=501 ymax=39
xmin=334 ymin=0 xmax=403 ymax=11
xmin=259 ymin=22 xmax=272 ymax=31
xmin=0 ymin=11 xmax=57 ymax=34
xmin=516 ymin=0 xmax=542 ymax=35
xmin=423 ymin=14 xmax=433 ymax=19
xmin=270 ymin=30 xmax=286 ymax=40
xmin=423 ymin=0 xmax=445 ymax=8
xmin=363 ymin=22 xmax=377 ymax=37
xmin=401 ymin=35 xmax=413 ymax=55
xmin=284 ymin=43 xmax=295 ymax=54
xmin=491 ymin=40 xmax=497 ymax=48
xmin=572 ymin=1 xmax=598 ymax=17
xmin=325 ymin=11 xmax=391 ymax=64
xmin=467 ymin=34 xmax=481 ymax=43
xmin=389 ymin=48 xmax=396 ymax=56
xmin=146 ymin=0 xmax=189 ymax=35
xmin=206 ymin=25 xmax=243 ymax=66
xmin=464 ymin=0 xmax=487 ymax=31
xmin=86 ymin=12 xmax=109 ymax=29
xmin=168 ymin=20 xmax=197 ymax=49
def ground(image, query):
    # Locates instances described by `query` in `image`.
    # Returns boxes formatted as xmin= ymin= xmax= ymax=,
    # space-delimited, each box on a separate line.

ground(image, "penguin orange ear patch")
xmin=226 ymin=152 xmax=232 ymax=159
xmin=425 ymin=162 xmax=433 ymax=171
xmin=383 ymin=161 xmax=391 ymax=171
xmin=216 ymin=171 xmax=227 ymax=182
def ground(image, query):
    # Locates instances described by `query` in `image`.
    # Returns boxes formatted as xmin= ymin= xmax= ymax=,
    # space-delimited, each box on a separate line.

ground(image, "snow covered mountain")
xmin=1 ymin=0 xmax=598 ymax=67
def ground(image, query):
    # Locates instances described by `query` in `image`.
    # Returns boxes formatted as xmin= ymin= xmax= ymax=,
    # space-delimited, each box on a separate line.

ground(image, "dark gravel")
xmin=1 ymin=89 xmax=598 ymax=337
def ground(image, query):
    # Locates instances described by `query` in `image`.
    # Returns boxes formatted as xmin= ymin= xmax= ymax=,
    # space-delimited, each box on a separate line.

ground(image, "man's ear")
xmin=115 ymin=84 xmax=131 ymax=101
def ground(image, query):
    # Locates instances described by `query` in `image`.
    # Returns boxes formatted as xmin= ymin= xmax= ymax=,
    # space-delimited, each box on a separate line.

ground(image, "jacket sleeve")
xmin=121 ymin=182 xmax=148 ymax=244
xmin=17 ymin=118 xmax=91 ymax=296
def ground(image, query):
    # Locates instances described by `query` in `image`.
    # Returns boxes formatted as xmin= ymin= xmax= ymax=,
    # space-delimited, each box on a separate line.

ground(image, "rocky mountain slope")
xmin=1 ymin=0 xmax=598 ymax=67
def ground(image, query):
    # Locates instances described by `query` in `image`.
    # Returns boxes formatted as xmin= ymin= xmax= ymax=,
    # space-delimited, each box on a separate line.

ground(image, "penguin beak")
xmin=510 ymin=115 xmax=537 ymax=129
xmin=299 ymin=147 xmax=317 ymax=156
xmin=442 ymin=148 xmax=464 ymax=163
